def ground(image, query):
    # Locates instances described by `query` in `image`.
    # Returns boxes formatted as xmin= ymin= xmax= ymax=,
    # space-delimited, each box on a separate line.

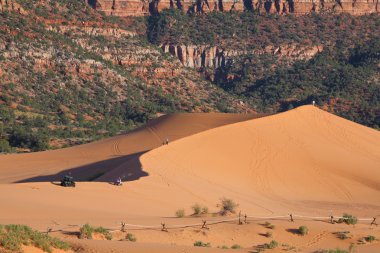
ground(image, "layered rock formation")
xmin=0 ymin=0 xmax=26 ymax=14
xmin=88 ymin=0 xmax=378 ymax=15
xmin=162 ymin=44 xmax=323 ymax=69
xmin=87 ymin=0 xmax=150 ymax=16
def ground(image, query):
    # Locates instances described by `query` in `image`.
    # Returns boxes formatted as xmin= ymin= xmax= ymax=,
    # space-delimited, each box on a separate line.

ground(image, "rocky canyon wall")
xmin=88 ymin=0 xmax=378 ymax=16
xmin=161 ymin=44 xmax=323 ymax=69
xmin=0 ymin=0 xmax=26 ymax=14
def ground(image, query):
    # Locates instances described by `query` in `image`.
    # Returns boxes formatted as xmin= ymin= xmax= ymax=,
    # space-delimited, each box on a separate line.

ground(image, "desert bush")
xmin=192 ymin=204 xmax=202 ymax=215
xmin=194 ymin=240 xmax=211 ymax=247
xmin=219 ymin=198 xmax=238 ymax=215
xmin=125 ymin=233 xmax=136 ymax=242
xmin=264 ymin=231 xmax=272 ymax=238
xmin=298 ymin=226 xmax=308 ymax=236
xmin=264 ymin=221 xmax=275 ymax=229
xmin=94 ymin=227 xmax=112 ymax=240
xmin=218 ymin=245 xmax=229 ymax=249
xmin=79 ymin=224 xmax=94 ymax=239
xmin=0 ymin=224 xmax=70 ymax=253
xmin=339 ymin=214 xmax=357 ymax=225
xmin=192 ymin=203 xmax=209 ymax=215
xmin=317 ymin=249 xmax=348 ymax=253
xmin=335 ymin=231 xmax=351 ymax=240
xmin=263 ymin=240 xmax=278 ymax=249
xmin=365 ymin=235 xmax=376 ymax=243
xmin=175 ymin=209 xmax=185 ymax=218
xmin=231 ymin=244 xmax=241 ymax=249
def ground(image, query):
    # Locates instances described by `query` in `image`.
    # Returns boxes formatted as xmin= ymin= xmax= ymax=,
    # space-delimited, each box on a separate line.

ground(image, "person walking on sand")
xmin=312 ymin=100 xmax=316 ymax=106
xmin=165 ymin=138 xmax=169 ymax=145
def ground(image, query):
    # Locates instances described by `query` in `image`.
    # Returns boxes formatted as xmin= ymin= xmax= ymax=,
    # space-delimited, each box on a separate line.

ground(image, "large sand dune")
xmin=0 ymin=113 xmax=259 ymax=183
xmin=1 ymin=106 xmax=380 ymax=253
xmin=139 ymin=105 xmax=380 ymax=215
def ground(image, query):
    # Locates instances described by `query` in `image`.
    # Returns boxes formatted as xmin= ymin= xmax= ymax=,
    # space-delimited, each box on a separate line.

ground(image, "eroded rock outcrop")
xmin=88 ymin=0 xmax=150 ymax=16
xmin=88 ymin=0 xmax=378 ymax=15
xmin=162 ymin=44 xmax=323 ymax=69
xmin=0 ymin=0 xmax=26 ymax=14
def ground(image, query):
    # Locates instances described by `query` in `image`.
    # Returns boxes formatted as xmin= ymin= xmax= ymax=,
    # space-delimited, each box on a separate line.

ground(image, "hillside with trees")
xmin=0 ymin=0 xmax=379 ymax=153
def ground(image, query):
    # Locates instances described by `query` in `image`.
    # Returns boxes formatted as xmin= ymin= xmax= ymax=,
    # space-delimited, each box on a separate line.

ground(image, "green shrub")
xmin=125 ymin=233 xmax=136 ymax=242
xmin=365 ymin=235 xmax=376 ymax=243
xmin=194 ymin=241 xmax=211 ymax=247
xmin=318 ymin=249 xmax=349 ymax=253
xmin=79 ymin=224 xmax=94 ymax=239
xmin=175 ymin=209 xmax=185 ymax=218
xmin=0 ymin=224 xmax=70 ymax=253
xmin=263 ymin=240 xmax=278 ymax=249
xmin=192 ymin=204 xmax=202 ymax=215
xmin=94 ymin=227 xmax=112 ymax=240
xmin=231 ymin=244 xmax=241 ymax=249
xmin=191 ymin=203 xmax=208 ymax=215
xmin=264 ymin=222 xmax=275 ymax=229
xmin=264 ymin=231 xmax=272 ymax=238
xmin=335 ymin=231 xmax=350 ymax=240
xmin=299 ymin=226 xmax=308 ymax=236
xmin=219 ymin=198 xmax=238 ymax=215
xmin=339 ymin=214 xmax=357 ymax=225
xmin=218 ymin=245 xmax=229 ymax=249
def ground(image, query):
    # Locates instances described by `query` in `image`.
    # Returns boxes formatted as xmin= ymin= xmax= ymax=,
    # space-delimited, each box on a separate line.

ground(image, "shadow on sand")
xmin=15 ymin=151 xmax=149 ymax=183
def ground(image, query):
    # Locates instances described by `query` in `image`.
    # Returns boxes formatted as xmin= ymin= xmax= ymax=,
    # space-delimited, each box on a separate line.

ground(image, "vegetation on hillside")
xmin=148 ymin=10 xmax=380 ymax=128
xmin=0 ymin=1 xmax=245 ymax=152
xmin=1 ymin=2 xmax=379 ymax=153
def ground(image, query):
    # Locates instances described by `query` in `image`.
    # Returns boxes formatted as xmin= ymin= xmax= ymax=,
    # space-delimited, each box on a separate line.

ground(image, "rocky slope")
xmin=0 ymin=1 xmax=250 ymax=152
xmin=90 ymin=0 xmax=379 ymax=16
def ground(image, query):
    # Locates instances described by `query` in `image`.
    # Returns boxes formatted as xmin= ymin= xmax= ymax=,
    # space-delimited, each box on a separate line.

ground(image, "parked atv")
xmin=60 ymin=175 xmax=76 ymax=187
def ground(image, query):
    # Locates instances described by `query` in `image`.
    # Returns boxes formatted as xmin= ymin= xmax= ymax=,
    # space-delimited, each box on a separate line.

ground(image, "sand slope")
xmin=0 ymin=113 xmax=260 ymax=183
xmin=1 ymin=106 xmax=380 ymax=253
xmin=139 ymin=105 xmax=380 ymax=215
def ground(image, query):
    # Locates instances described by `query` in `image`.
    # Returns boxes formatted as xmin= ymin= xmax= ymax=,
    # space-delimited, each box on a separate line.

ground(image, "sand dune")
xmin=0 ymin=113 xmax=260 ymax=183
xmin=1 ymin=106 xmax=380 ymax=253
xmin=139 ymin=105 xmax=380 ymax=215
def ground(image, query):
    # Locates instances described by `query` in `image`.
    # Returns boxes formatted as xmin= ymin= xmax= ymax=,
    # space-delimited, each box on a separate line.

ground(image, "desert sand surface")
xmin=1 ymin=106 xmax=379 ymax=253
xmin=0 ymin=113 xmax=260 ymax=183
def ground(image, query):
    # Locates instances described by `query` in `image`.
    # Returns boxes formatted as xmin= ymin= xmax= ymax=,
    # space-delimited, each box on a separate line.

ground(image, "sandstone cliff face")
xmin=87 ymin=0 xmax=150 ymax=16
xmin=162 ymin=44 xmax=323 ymax=69
xmin=89 ymin=0 xmax=378 ymax=15
xmin=0 ymin=0 xmax=26 ymax=14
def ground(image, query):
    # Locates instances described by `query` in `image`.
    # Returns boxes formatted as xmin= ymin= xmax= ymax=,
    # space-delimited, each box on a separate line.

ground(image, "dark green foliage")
xmin=147 ymin=10 xmax=380 ymax=129
xmin=9 ymin=127 xmax=49 ymax=152
xmin=0 ymin=139 xmax=12 ymax=153
xmin=215 ymin=38 xmax=380 ymax=128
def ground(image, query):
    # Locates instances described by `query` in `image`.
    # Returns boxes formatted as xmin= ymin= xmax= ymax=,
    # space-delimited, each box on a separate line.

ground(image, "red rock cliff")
xmin=88 ymin=0 xmax=378 ymax=15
